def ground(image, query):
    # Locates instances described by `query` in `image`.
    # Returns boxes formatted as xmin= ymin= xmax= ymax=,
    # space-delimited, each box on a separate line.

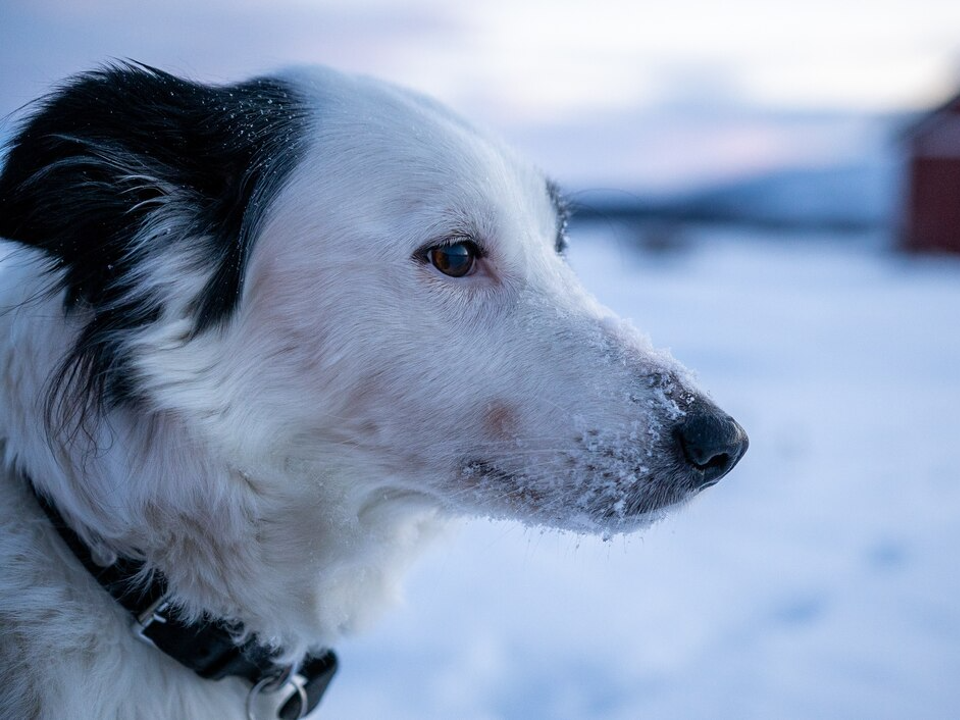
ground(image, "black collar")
xmin=30 ymin=481 xmax=337 ymax=719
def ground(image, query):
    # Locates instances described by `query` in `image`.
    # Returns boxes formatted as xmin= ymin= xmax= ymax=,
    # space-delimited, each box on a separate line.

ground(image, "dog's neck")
xmin=0 ymin=248 xmax=443 ymax=655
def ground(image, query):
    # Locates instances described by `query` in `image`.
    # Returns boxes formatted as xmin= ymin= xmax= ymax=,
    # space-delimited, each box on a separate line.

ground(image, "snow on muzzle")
xmin=454 ymin=393 xmax=748 ymax=534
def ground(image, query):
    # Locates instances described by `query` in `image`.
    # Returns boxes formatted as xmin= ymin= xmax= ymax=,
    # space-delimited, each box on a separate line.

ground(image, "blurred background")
xmin=2 ymin=1 xmax=959 ymax=718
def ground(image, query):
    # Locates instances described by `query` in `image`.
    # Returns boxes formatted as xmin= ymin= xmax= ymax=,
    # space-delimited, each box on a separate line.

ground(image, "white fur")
xmin=0 ymin=67 xmax=710 ymax=719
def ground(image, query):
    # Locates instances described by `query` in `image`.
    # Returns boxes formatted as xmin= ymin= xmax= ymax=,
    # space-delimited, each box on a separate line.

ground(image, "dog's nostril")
xmin=674 ymin=412 xmax=748 ymax=486
xmin=701 ymin=452 xmax=730 ymax=472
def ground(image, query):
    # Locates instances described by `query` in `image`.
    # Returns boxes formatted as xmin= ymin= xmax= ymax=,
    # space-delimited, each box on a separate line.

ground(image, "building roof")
xmin=902 ymin=91 xmax=960 ymax=144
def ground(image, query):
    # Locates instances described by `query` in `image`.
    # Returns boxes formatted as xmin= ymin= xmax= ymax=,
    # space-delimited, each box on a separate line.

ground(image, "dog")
xmin=0 ymin=63 xmax=747 ymax=719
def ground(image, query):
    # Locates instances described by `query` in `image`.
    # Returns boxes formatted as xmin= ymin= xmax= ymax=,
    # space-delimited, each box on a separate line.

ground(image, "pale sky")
xmin=2 ymin=0 xmax=960 ymax=188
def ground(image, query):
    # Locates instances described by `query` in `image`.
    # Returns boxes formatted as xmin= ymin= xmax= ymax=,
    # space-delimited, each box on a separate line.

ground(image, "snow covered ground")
xmin=321 ymin=226 xmax=960 ymax=720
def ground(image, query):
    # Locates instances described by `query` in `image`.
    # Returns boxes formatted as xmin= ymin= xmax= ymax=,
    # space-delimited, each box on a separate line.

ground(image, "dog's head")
xmin=0 ymin=64 xmax=746 ymax=540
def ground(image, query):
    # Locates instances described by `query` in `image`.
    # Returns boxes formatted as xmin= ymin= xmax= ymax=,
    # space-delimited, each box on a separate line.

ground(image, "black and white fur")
xmin=0 ymin=64 xmax=746 ymax=719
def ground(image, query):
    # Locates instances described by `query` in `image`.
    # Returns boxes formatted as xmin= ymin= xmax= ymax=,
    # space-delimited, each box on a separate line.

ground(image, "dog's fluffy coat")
xmin=0 ymin=64 xmax=743 ymax=719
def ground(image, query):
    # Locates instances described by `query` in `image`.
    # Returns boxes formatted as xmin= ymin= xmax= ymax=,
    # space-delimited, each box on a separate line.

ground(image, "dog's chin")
xmin=449 ymin=458 xmax=710 ymax=537
xmin=551 ymin=482 xmax=703 ymax=537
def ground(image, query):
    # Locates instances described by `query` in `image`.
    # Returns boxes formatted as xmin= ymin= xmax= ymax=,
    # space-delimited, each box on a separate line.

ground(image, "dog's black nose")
xmin=674 ymin=411 xmax=748 ymax=486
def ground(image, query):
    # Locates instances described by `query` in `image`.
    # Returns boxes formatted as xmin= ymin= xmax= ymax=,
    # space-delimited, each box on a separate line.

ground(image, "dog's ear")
xmin=0 ymin=62 xmax=308 ymax=328
xmin=0 ymin=63 xmax=308 ymax=415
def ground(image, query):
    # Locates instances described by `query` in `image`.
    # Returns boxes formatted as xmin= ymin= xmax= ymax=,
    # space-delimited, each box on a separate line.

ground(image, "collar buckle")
xmin=133 ymin=595 xmax=171 ymax=646
xmin=246 ymin=669 xmax=308 ymax=720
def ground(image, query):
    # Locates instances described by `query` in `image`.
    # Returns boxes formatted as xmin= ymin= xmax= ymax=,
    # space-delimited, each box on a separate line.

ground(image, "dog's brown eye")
xmin=429 ymin=241 xmax=478 ymax=278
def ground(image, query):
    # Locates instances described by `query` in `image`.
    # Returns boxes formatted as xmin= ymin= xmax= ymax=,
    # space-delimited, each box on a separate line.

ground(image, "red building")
xmin=902 ymin=93 xmax=960 ymax=254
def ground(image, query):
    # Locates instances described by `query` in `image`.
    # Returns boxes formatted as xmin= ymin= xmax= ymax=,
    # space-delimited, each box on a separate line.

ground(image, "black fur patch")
xmin=0 ymin=63 xmax=309 ymax=417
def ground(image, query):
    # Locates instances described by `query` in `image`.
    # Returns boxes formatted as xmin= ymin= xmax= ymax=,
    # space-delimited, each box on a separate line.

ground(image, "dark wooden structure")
xmin=902 ymin=93 xmax=960 ymax=254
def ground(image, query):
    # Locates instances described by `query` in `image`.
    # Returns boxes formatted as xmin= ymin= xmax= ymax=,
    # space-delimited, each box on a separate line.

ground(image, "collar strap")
xmin=31 ymin=482 xmax=337 ymax=719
